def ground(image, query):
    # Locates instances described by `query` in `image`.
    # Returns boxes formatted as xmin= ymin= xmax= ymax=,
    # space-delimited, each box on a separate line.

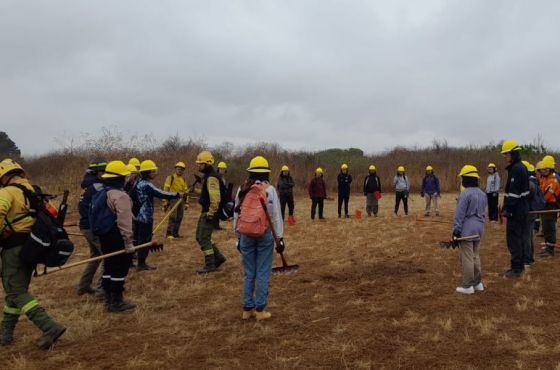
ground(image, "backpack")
xmin=236 ymin=183 xmax=270 ymax=238
xmin=90 ymin=187 xmax=117 ymax=236
xmin=218 ymin=182 xmax=234 ymax=221
xmin=8 ymin=184 xmax=74 ymax=268
xmin=528 ymin=178 xmax=545 ymax=212
xmin=128 ymin=180 xmax=141 ymax=217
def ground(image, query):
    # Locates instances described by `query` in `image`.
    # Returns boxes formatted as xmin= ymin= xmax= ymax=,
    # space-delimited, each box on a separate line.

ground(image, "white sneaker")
xmin=473 ymin=283 xmax=484 ymax=292
xmin=455 ymin=286 xmax=475 ymax=295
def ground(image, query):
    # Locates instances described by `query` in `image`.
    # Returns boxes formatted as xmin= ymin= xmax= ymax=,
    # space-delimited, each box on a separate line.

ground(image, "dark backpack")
xmin=8 ymin=184 xmax=74 ymax=268
xmin=90 ymin=187 xmax=117 ymax=236
xmin=529 ymin=177 xmax=545 ymax=211
xmin=217 ymin=180 xmax=234 ymax=221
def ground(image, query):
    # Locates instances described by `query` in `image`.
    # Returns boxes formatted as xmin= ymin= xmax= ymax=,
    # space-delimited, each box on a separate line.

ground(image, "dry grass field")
xmin=2 ymin=194 xmax=560 ymax=369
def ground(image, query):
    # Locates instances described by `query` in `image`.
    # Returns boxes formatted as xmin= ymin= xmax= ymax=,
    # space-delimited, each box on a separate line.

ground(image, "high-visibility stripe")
xmin=0 ymin=197 xmax=11 ymax=208
xmin=504 ymin=191 xmax=530 ymax=198
xmin=30 ymin=232 xmax=50 ymax=247
xmin=3 ymin=305 xmax=21 ymax=315
xmin=110 ymin=277 xmax=125 ymax=282
xmin=203 ymin=248 xmax=215 ymax=256
xmin=21 ymin=299 xmax=39 ymax=314
xmin=102 ymin=275 xmax=111 ymax=279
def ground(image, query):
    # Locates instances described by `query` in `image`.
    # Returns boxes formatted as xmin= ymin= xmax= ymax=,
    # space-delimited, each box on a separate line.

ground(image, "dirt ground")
xmin=1 ymin=194 xmax=560 ymax=370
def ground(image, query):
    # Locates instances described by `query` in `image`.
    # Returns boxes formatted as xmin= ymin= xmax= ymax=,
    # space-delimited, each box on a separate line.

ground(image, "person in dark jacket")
xmin=308 ymin=168 xmax=327 ymax=220
xmin=77 ymin=157 xmax=107 ymax=298
xmin=500 ymin=140 xmax=530 ymax=278
xmin=363 ymin=165 xmax=381 ymax=217
xmin=277 ymin=165 xmax=295 ymax=223
xmin=337 ymin=164 xmax=352 ymax=218
xmin=421 ymin=165 xmax=441 ymax=217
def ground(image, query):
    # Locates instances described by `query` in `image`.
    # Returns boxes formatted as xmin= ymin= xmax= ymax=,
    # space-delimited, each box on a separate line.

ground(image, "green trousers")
xmin=195 ymin=213 xmax=215 ymax=256
xmin=1 ymin=245 xmax=55 ymax=334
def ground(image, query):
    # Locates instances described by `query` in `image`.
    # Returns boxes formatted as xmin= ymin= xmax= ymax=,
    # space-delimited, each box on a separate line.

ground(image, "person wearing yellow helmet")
xmin=277 ymin=165 xmax=296 ymax=224
xmin=500 ymin=140 xmax=530 ymax=278
xmin=393 ymin=166 xmax=410 ymax=216
xmin=132 ymin=160 xmax=181 ymax=271
xmin=233 ymin=156 xmax=282 ymax=321
xmin=537 ymin=157 xmax=560 ymax=257
xmin=77 ymin=157 xmax=108 ymax=298
xmin=337 ymin=164 xmax=353 ymax=218
xmin=421 ymin=165 xmax=441 ymax=217
xmin=214 ymin=161 xmax=232 ymax=231
xmin=0 ymin=159 xmax=66 ymax=348
xmin=485 ymin=163 xmax=501 ymax=223
xmin=162 ymin=162 xmax=189 ymax=239
xmin=128 ymin=158 xmax=141 ymax=171
xmin=308 ymin=168 xmax=327 ymax=220
xmin=363 ymin=165 xmax=381 ymax=217
xmin=523 ymin=161 xmax=542 ymax=265
xmin=194 ymin=151 xmax=228 ymax=274
xmin=453 ymin=165 xmax=487 ymax=295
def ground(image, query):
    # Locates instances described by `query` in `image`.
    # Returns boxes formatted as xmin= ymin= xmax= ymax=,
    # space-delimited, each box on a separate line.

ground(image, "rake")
xmin=439 ymin=235 xmax=480 ymax=249
xmin=259 ymin=198 xmax=299 ymax=274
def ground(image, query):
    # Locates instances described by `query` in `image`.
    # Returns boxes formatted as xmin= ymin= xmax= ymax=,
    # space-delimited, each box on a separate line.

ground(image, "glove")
xmin=420 ymin=192 xmax=425 ymax=198
xmin=276 ymin=238 xmax=285 ymax=254
xmin=124 ymin=244 xmax=135 ymax=254
xmin=502 ymin=211 xmax=513 ymax=218
xmin=162 ymin=205 xmax=168 ymax=212
xmin=205 ymin=214 xmax=215 ymax=223
xmin=452 ymin=230 xmax=461 ymax=248
xmin=493 ymin=192 xmax=499 ymax=198
xmin=236 ymin=238 xmax=241 ymax=253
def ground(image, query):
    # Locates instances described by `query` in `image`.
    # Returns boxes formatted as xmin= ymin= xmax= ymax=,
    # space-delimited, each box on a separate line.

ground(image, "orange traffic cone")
xmin=288 ymin=215 xmax=296 ymax=226
xmin=355 ymin=209 xmax=362 ymax=220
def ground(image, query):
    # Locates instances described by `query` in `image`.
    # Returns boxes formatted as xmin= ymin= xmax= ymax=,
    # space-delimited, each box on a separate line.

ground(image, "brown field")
xmin=2 ymin=194 xmax=560 ymax=370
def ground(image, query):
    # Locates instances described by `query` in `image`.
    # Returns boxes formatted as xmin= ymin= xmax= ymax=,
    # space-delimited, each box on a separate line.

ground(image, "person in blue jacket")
xmin=421 ymin=165 xmax=441 ymax=217
xmin=337 ymin=164 xmax=352 ymax=218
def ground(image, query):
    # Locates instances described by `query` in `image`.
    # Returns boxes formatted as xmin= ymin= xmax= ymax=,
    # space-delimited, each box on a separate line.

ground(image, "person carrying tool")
xmin=537 ymin=157 xmax=560 ymax=257
xmin=132 ymin=160 xmax=181 ymax=271
xmin=0 ymin=159 xmax=66 ymax=349
xmin=452 ymin=165 xmax=487 ymax=294
xmin=77 ymin=158 xmax=108 ymax=298
xmin=486 ymin=163 xmax=501 ymax=223
xmin=277 ymin=165 xmax=295 ymax=223
xmin=194 ymin=151 xmax=227 ymax=274
xmin=233 ymin=156 xmax=283 ymax=321
xmin=421 ymin=165 xmax=441 ymax=217
xmin=91 ymin=161 xmax=137 ymax=312
xmin=393 ymin=166 xmax=410 ymax=216
xmin=363 ymin=165 xmax=381 ymax=217
xmin=543 ymin=155 xmax=560 ymax=181
xmin=163 ymin=162 xmax=188 ymax=240
xmin=500 ymin=140 xmax=530 ymax=278
xmin=308 ymin=168 xmax=327 ymax=220
xmin=337 ymin=164 xmax=352 ymax=218
xmin=523 ymin=161 xmax=544 ymax=266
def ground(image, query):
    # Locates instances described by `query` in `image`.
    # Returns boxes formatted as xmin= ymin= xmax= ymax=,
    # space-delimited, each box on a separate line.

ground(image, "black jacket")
xmin=503 ymin=159 xmax=530 ymax=217
xmin=337 ymin=173 xmax=352 ymax=195
xmin=277 ymin=174 xmax=295 ymax=195
xmin=363 ymin=174 xmax=381 ymax=194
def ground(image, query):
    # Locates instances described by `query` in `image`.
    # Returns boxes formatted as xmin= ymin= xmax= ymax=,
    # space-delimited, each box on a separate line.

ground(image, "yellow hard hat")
xmin=369 ymin=165 xmax=376 ymax=171
xmin=458 ymin=164 xmax=480 ymax=179
xmin=536 ymin=161 xmax=546 ymax=171
xmin=102 ymin=161 xmax=131 ymax=178
xmin=217 ymin=161 xmax=227 ymax=169
xmin=127 ymin=164 xmax=139 ymax=174
xmin=175 ymin=161 xmax=186 ymax=169
xmin=247 ymin=156 xmax=271 ymax=173
xmin=488 ymin=163 xmax=496 ymax=169
xmin=397 ymin=166 xmax=405 ymax=172
xmin=196 ymin=151 xmax=215 ymax=165
xmin=316 ymin=167 xmax=324 ymax=174
xmin=542 ymin=159 xmax=555 ymax=170
xmin=281 ymin=165 xmax=289 ymax=171
xmin=521 ymin=160 xmax=535 ymax=172
xmin=426 ymin=165 xmax=433 ymax=171
xmin=501 ymin=140 xmax=522 ymax=154
xmin=140 ymin=160 xmax=158 ymax=172
xmin=543 ymin=155 xmax=556 ymax=166
xmin=0 ymin=158 xmax=24 ymax=178
xmin=128 ymin=158 xmax=141 ymax=168
xmin=341 ymin=164 xmax=349 ymax=170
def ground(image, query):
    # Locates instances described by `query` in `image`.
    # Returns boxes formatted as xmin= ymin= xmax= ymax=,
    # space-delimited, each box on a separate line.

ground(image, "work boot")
xmin=539 ymin=247 xmax=554 ymax=257
xmin=36 ymin=322 xmax=66 ymax=350
xmin=196 ymin=255 xmax=217 ymax=274
xmin=500 ymin=269 xmax=522 ymax=278
xmin=108 ymin=292 xmax=136 ymax=313
xmin=242 ymin=309 xmax=256 ymax=320
xmin=213 ymin=246 xmax=227 ymax=269
xmin=288 ymin=216 xmax=296 ymax=225
xmin=137 ymin=263 xmax=157 ymax=271
xmin=0 ymin=313 xmax=19 ymax=346
xmin=77 ymin=286 xmax=96 ymax=296
xmin=255 ymin=310 xmax=272 ymax=321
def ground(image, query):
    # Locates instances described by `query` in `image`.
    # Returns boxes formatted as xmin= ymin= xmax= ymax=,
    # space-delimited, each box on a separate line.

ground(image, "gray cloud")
xmin=1 ymin=0 xmax=559 ymax=155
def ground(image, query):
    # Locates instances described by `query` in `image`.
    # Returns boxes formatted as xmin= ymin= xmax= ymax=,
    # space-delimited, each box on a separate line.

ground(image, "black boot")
xmin=108 ymin=292 xmax=136 ymax=313
xmin=0 ymin=313 xmax=19 ymax=346
xmin=213 ymin=246 xmax=227 ymax=269
xmin=36 ymin=322 xmax=66 ymax=350
xmin=196 ymin=254 xmax=217 ymax=274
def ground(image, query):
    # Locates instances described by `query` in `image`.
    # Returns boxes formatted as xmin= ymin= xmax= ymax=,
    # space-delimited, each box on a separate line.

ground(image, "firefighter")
xmin=215 ymin=161 xmax=229 ymax=230
xmin=537 ymin=158 xmax=560 ymax=257
xmin=163 ymin=162 xmax=188 ymax=240
xmin=363 ymin=165 xmax=381 ymax=217
xmin=277 ymin=165 xmax=296 ymax=223
xmin=195 ymin=151 xmax=227 ymax=274
xmin=0 ymin=159 xmax=66 ymax=349
xmin=337 ymin=164 xmax=352 ymax=218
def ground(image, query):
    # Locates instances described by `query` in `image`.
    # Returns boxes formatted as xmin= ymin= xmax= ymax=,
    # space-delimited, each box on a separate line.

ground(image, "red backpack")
xmin=236 ymin=183 xmax=270 ymax=238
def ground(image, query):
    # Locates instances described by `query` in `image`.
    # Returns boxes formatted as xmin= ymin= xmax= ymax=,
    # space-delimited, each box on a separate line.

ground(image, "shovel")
xmin=439 ymin=235 xmax=480 ymax=249
xmin=259 ymin=198 xmax=299 ymax=274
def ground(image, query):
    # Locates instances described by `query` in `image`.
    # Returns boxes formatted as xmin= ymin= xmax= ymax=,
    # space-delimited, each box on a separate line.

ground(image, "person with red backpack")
xmin=233 ymin=156 xmax=283 ymax=321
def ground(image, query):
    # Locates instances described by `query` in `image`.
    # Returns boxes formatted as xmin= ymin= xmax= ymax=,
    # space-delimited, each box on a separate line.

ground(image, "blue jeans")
xmin=240 ymin=229 xmax=274 ymax=311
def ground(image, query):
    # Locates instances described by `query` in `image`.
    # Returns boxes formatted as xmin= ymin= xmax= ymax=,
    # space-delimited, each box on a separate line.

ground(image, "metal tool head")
xmin=439 ymin=240 xmax=459 ymax=249
xmin=149 ymin=243 xmax=164 ymax=252
xmin=272 ymin=264 xmax=299 ymax=275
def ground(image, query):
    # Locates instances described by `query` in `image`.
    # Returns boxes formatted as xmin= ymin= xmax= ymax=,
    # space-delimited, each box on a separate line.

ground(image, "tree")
xmin=0 ymin=132 xmax=21 ymax=158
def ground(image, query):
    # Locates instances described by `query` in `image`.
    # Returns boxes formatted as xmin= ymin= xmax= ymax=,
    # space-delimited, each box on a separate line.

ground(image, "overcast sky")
xmin=1 ymin=0 xmax=559 ymax=155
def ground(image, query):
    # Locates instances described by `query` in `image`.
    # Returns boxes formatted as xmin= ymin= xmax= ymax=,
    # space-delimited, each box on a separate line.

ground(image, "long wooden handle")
xmin=455 ymin=235 xmax=480 ymax=241
xmin=529 ymin=209 xmax=560 ymax=215
xmin=152 ymin=198 xmax=183 ymax=234
xmin=37 ymin=241 xmax=159 ymax=276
